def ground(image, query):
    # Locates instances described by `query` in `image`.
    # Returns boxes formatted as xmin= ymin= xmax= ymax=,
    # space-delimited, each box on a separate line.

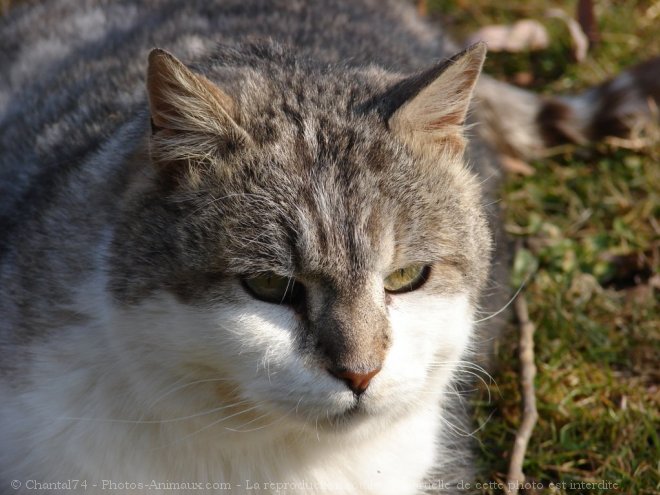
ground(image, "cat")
xmin=0 ymin=1 xmax=657 ymax=494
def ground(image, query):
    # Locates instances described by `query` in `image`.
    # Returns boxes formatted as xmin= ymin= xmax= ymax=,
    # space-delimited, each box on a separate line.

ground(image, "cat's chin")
xmin=288 ymin=405 xmax=373 ymax=435
xmin=319 ymin=401 xmax=375 ymax=430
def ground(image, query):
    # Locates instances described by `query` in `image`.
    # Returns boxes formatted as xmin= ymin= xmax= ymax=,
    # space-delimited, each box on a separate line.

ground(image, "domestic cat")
xmin=0 ymin=1 xmax=657 ymax=494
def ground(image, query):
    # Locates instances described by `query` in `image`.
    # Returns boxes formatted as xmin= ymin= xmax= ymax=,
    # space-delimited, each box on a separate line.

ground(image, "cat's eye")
xmin=383 ymin=264 xmax=430 ymax=294
xmin=243 ymin=273 xmax=304 ymax=305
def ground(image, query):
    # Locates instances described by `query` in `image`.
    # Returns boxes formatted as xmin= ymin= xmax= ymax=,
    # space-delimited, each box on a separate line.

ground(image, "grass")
xmin=427 ymin=1 xmax=660 ymax=493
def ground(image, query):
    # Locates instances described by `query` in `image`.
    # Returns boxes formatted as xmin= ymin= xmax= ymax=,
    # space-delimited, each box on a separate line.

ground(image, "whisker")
xmin=439 ymin=369 xmax=493 ymax=401
xmin=225 ymin=404 xmax=296 ymax=433
xmin=314 ymin=414 xmax=320 ymax=442
xmin=428 ymin=360 xmax=492 ymax=374
xmin=59 ymin=399 xmax=252 ymax=425
xmin=477 ymin=171 xmax=498 ymax=187
xmin=152 ymin=403 xmax=264 ymax=450
xmin=428 ymin=360 xmax=495 ymax=381
xmin=439 ymin=406 xmax=495 ymax=441
xmin=471 ymin=271 xmax=532 ymax=324
xmin=428 ymin=361 xmax=500 ymax=401
xmin=224 ymin=411 xmax=273 ymax=433
xmin=146 ymin=376 xmax=234 ymax=410
xmin=437 ymin=414 xmax=472 ymax=437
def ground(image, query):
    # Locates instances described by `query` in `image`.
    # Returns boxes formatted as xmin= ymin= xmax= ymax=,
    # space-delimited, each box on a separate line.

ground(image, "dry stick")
xmin=577 ymin=0 xmax=600 ymax=46
xmin=505 ymin=293 xmax=539 ymax=495
xmin=416 ymin=0 xmax=427 ymax=17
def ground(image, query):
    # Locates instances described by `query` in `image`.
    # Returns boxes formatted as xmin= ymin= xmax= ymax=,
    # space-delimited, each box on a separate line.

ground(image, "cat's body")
xmin=0 ymin=2 xmax=503 ymax=493
xmin=1 ymin=1 xmax=657 ymax=494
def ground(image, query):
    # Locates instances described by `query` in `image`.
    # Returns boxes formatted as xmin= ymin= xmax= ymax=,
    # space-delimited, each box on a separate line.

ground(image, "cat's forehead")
xmin=214 ymin=143 xmax=390 ymax=277
xmin=210 ymin=127 xmax=471 ymax=279
xmin=215 ymin=62 xmax=394 ymax=145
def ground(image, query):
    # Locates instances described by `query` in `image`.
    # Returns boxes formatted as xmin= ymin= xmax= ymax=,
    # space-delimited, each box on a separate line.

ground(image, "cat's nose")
xmin=329 ymin=368 xmax=381 ymax=395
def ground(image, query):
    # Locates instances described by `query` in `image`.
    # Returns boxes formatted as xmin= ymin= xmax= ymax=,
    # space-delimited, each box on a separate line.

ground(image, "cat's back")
xmin=0 ymin=0 xmax=449 ymax=131
xmin=0 ymin=0 xmax=452 ymax=251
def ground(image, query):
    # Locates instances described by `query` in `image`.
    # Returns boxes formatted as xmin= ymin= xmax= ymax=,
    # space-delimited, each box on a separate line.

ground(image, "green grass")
xmin=427 ymin=1 xmax=659 ymax=493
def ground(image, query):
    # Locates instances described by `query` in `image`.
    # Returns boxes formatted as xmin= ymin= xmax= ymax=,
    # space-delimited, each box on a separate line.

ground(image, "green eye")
xmin=383 ymin=264 xmax=430 ymax=294
xmin=243 ymin=272 xmax=304 ymax=305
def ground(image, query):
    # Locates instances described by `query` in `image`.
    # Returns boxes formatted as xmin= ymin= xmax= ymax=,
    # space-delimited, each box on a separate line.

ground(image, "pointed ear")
xmin=146 ymin=48 xmax=251 ymax=165
xmin=387 ymin=43 xmax=486 ymax=154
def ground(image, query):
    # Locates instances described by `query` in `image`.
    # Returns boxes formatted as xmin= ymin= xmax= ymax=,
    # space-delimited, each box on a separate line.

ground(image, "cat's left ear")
xmin=386 ymin=43 xmax=486 ymax=154
xmin=146 ymin=48 xmax=252 ymax=166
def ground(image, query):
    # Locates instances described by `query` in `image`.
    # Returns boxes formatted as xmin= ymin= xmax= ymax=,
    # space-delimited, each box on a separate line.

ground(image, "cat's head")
xmin=108 ymin=43 xmax=491 ymax=434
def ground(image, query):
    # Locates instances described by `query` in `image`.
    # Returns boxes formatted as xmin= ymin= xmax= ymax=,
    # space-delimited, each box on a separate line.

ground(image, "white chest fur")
xmin=1 ymin=269 xmax=471 ymax=495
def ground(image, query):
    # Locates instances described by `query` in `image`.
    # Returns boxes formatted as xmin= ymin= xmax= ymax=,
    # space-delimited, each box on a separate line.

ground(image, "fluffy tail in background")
xmin=474 ymin=57 xmax=660 ymax=161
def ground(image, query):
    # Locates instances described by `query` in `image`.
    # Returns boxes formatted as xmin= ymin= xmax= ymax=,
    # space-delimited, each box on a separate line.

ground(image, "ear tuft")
xmin=146 ymin=48 xmax=251 ymax=166
xmin=388 ymin=43 xmax=487 ymax=154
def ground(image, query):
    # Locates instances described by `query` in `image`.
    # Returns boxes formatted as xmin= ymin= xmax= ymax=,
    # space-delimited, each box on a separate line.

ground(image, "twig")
xmin=505 ymin=293 xmax=538 ymax=494
xmin=416 ymin=0 xmax=427 ymax=17
xmin=577 ymin=0 xmax=600 ymax=47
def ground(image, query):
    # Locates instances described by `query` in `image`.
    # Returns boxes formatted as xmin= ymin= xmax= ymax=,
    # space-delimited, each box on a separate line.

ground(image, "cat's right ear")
xmin=146 ymin=48 xmax=252 ymax=167
xmin=384 ymin=43 xmax=486 ymax=156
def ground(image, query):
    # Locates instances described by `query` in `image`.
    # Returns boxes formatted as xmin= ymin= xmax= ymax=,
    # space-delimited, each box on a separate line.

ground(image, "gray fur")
xmin=0 ymin=0 xmax=502 ymax=336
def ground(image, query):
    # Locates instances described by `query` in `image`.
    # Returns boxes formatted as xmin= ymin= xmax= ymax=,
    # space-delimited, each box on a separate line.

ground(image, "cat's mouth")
xmin=267 ymin=388 xmax=392 ymax=432
xmin=316 ymin=398 xmax=372 ymax=429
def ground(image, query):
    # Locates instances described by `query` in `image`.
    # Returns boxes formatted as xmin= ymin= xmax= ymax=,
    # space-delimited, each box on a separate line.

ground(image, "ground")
xmin=426 ymin=1 xmax=659 ymax=493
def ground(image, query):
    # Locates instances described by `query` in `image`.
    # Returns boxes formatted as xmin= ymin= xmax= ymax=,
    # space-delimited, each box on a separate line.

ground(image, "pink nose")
xmin=330 ymin=368 xmax=381 ymax=395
